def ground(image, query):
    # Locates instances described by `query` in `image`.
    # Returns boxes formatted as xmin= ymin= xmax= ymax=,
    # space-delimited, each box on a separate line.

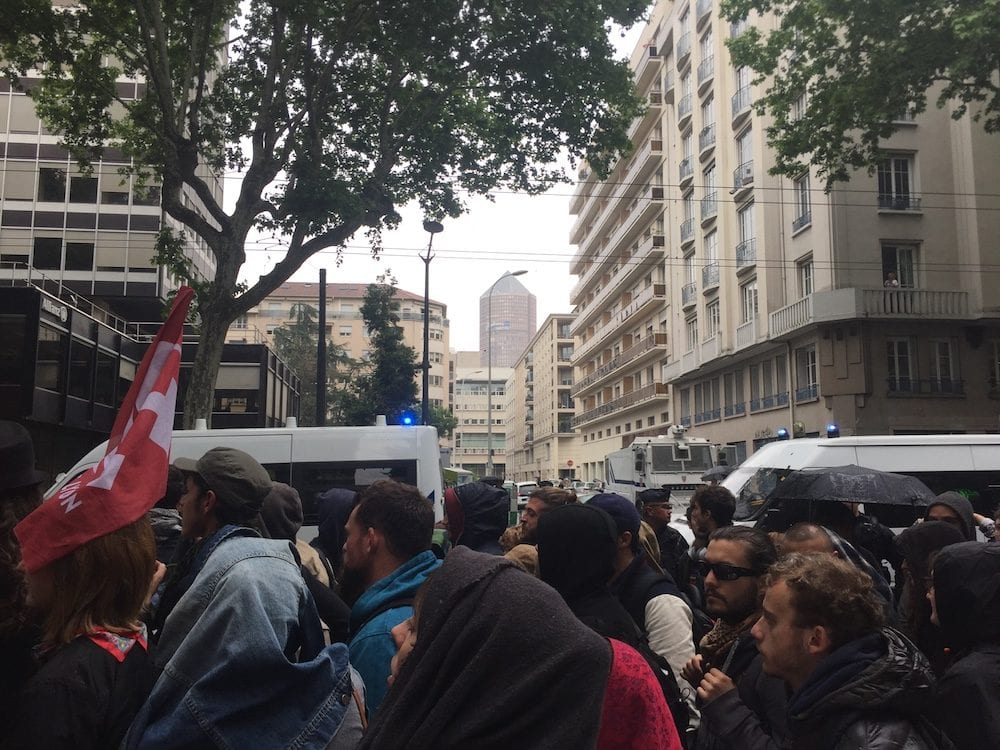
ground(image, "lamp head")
xmin=423 ymin=219 xmax=444 ymax=235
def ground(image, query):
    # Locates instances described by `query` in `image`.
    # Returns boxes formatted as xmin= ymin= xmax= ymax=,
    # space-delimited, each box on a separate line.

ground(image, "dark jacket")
xmin=785 ymin=628 xmax=950 ymax=750
xmin=931 ymin=541 xmax=1000 ymax=749
xmin=655 ymin=523 xmax=691 ymax=591
xmin=5 ymin=634 xmax=153 ymax=750
xmin=695 ymin=633 xmax=789 ymax=750
xmin=447 ymin=482 xmax=508 ymax=554
xmin=611 ymin=550 xmax=686 ymax=632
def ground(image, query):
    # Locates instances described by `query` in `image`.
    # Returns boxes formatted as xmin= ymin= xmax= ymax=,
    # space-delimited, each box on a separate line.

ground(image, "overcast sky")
xmin=238 ymin=20 xmax=646 ymax=353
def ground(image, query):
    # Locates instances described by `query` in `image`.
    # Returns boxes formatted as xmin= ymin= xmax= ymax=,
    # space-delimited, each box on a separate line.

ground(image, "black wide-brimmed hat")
xmin=0 ymin=421 xmax=47 ymax=492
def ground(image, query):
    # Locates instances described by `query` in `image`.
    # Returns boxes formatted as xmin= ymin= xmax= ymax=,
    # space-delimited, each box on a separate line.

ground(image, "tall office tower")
xmin=569 ymin=0 xmax=1000 ymax=484
xmin=479 ymin=274 xmax=536 ymax=368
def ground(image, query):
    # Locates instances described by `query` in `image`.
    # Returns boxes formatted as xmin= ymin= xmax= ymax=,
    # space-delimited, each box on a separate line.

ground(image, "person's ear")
xmin=619 ymin=531 xmax=632 ymax=551
xmin=806 ymin=625 xmax=832 ymax=657
xmin=202 ymin=490 xmax=218 ymax=515
xmin=365 ymin=526 xmax=379 ymax=555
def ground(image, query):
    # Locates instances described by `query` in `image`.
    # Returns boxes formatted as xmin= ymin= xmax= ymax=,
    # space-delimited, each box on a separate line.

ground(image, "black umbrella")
xmin=701 ymin=464 xmax=735 ymax=482
xmin=770 ymin=464 xmax=936 ymax=506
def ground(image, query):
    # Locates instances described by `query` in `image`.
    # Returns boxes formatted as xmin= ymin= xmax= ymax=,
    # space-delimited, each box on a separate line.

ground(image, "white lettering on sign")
xmin=41 ymin=298 xmax=68 ymax=322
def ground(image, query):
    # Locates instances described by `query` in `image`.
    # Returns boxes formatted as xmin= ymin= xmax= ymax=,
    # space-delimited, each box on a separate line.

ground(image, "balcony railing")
xmin=862 ymin=288 xmax=969 ymax=317
xmin=770 ymin=295 xmax=813 ymax=338
xmin=700 ymin=191 xmax=718 ymax=222
xmin=676 ymin=32 xmax=692 ymax=66
xmin=694 ymin=408 xmax=721 ymax=424
xmin=878 ymin=194 xmax=922 ymax=211
xmin=572 ymin=382 xmax=669 ymax=427
xmin=680 ymin=217 xmax=695 ymax=244
xmin=571 ymin=333 xmax=669 ymax=396
xmin=724 ymin=402 xmax=746 ymax=417
xmin=792 ymin=210 xmax=812 ymax=232
xmin=733 ymin=159 xmax=754 ymax=191
xmin=750 ymin=392 xmax=789 ymax=412
xmin=731 ymin=85 xmax=752 ymax=121
xmin=679 ymin=157 xmax=694 ymax=185
xmin=701 ymin=262 xmax=720 ymax=290
xmin=736 ymin=237 xmax=756 ymax=270
xmin=677 ymin=94 xmax=693 ymax=123
xmin=682 ymin=282 xmax=697 ymax=308
xmin=697 ymin=56 xmax=715 ymax=87
xmin=698 ymin=124 xmax=716 ymax=153
xmin=795 ymin=384 xmax=819 ymax=402
xmin=736 ymin=317 xmax=757 ymax=349
xmin=886 ymin=378 xmax=965 ymax=396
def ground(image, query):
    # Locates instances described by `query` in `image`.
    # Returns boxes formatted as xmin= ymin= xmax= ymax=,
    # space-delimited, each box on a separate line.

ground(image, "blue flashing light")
xmin=400 ymin=411 xmax=417 ymax=426
xmin=776 ymin=427 xmax=790 ymax=440
xmin=826 ymin=423 xmax=840 ymax=438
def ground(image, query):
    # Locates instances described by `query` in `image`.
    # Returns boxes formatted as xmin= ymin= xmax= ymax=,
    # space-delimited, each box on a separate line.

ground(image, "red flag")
xmin=16 ymin=287 xmax=195 ymax=573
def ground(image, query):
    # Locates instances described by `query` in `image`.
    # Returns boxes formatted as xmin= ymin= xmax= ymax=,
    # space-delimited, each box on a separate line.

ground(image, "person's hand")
xmin=697 ymin=668 xmax=736 ymax=705
xmin=681 ymin=654 xmax=704 ymax=686
xmin=145 ymin=561 xmax=167 ymax=607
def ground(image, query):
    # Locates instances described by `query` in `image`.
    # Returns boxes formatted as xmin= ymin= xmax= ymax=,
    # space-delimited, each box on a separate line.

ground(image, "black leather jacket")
xmin=785 ymin=628 xmax=952 ymax=750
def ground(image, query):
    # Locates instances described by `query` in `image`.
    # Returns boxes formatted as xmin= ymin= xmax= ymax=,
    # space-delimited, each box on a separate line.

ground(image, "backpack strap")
xmin=354 ymin=597 xmax=415 ymax=636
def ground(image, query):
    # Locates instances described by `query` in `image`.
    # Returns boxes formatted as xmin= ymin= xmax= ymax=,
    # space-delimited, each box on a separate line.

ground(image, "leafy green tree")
xmin=3 ymin=0 xmax=646 ymax=426
xmin=428 ymin=403 xmax=458 ymax=439
xmin=723 ymin=0 xmax=1000 ymax=186
xmin=340 ymin=283 xmax=419 ymax=426
xmin=272 ymin=303 xmax=353 ymax=427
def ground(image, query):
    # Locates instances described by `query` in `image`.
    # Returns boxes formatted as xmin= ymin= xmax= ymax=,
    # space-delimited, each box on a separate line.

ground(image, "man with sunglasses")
xmin=681 ymin=526 xmax=788 ymax=750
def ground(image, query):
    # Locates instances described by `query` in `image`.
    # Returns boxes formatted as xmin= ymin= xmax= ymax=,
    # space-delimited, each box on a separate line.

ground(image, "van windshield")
xmin=728 ymin=466 xmax=795 ymax=521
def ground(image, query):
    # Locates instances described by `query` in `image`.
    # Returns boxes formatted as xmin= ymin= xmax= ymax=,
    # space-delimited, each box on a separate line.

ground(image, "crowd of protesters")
xmin=2 ymin=418 xmax=999 ymax=749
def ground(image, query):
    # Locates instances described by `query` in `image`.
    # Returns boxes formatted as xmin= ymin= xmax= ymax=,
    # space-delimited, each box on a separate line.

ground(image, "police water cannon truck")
xmin=604 ymin=425 xmax=720 ymax=503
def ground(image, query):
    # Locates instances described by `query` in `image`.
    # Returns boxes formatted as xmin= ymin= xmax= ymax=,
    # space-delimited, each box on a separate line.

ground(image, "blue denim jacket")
xmin=348 ymin=550 xmax=441 ymax=711
xmin=125 ymin=526 xmax=354 ymax=749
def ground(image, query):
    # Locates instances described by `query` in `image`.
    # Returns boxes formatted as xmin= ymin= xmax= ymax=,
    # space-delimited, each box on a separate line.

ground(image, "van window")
xmin=732 ymin=466 xmax=794 ymax=521
xmin=651 ymin=444 xmax=714 ymax=473
xmin=292 ymin=459 xmax=419 ymax=524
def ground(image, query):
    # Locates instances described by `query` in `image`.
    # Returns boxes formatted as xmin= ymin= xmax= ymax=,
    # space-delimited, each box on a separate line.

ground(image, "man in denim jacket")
xmin=125 ymin=447 xmax=362 ymax=749
xmin=343 ymin=480 xmax=441 ymax=713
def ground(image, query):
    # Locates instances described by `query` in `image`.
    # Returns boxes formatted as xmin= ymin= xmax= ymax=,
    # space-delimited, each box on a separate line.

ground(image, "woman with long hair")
xmin=5 ymin=517 xmax=157 ymax=748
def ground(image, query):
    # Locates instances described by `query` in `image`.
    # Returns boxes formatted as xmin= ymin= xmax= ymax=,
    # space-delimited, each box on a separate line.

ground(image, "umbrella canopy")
xmin=770 ymin=464 xmax=936 ymax=507
xmin=701 ymin=464 xmax=735 ymax=482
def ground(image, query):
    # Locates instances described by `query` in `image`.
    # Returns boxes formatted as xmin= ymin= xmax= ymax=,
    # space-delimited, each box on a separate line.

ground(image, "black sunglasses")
xmin=695 ymin=560 xmax=762 ymax=581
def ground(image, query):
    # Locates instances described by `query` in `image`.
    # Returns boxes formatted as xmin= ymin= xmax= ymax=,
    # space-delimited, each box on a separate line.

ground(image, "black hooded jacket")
xmin=931 ymin=541 xmax=1000 ymax=749
xmin=449 ymin=482 xmax=508 ymax=554
xmin=785 ymin=628 xmax=951 ymax=750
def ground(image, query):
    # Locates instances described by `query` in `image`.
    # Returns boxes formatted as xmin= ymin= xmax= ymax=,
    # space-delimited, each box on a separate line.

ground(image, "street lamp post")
xmin=485 ymin=270 xmax=527 ymax=477
xmin=420 ymin=219 xmax=443 ymax=426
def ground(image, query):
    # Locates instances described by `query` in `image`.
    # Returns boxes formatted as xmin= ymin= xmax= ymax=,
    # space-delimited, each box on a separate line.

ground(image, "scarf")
xmin=699 ymin=610 xmax=759 ymax=670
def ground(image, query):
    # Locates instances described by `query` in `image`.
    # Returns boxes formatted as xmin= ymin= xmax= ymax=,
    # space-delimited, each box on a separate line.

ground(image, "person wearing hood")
xmin=312 ymin=487 xmax=357 ymax=578
xmin=895 ymin=521 xmax=966 ymax=675
xmin=443 ymin=481 xmax=508 ymax=555
xmin=925 ymin=492 xmax=976 ymax=541
xmin=359 ymin=547 xmax=682 ymax=750
xmin=929 ymin=541 xmax=1000 ymax=749
xmin=752 ymin=552 xmax=950 ymax=750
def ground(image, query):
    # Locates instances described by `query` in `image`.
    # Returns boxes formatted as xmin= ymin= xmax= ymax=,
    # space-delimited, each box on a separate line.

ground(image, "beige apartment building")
xmin=228 ymin=281 xmax=451 ymax=409
xmin=570 ymin=0 xmax=1000 ymax=479
xmin=451 ymin=350 xmax=511 ymax=477
xmin=505 ymin=314 xmax=581 ymax=482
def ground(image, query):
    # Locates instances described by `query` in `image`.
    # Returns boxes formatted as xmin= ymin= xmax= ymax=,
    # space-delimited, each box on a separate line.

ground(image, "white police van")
xmin=47 ymin=423 xmax=445 ymax=524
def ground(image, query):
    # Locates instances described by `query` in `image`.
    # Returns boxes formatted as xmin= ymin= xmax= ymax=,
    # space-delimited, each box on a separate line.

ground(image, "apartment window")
xmin=740 ymin=279 xmax=758 ymax=323
xmin=339 ymin=325 xmax=351 ymax=336
xmin=69 ymin=176 xmax=98 ymax=203
xmin=700 ymin=29 xmax=713 ymax=61
xmin=881 ymin=243 xmax=917 ymax=288
xmin=704 ymin=229 xmax=718 ymax=264
xmin=887 ymin=338 xmax=915 ymax=391
xmin=703 ymin=164 xmax=716 ymax=192
xmin=795 ymin=345 xmax=818 ymax=400
xmin=680 ymin=388 xmax=691 ymax=424
xmin=683 ymin=193 xmax=694 ymax=222
xmin=32 ymin=237 xmax=61 ymax=270
xmin=684 ymin=253 xmax=696 ymax=285
xmin=685 ymin=316 xmax=699 ymax=351
xmin=791 ymin=91 xmax=808 ymax=121
xmin=38 ymin=168 xmax=67 ymax=202
xmin=737 ymin=203 xmax=754 ymax=244
xmin=877 ymin=154 xmax=916 ymax=210
xmin=64 ymin=242 xmax=94 ymax=271
xmin=681 ymin=133 xmax=692 ymax=162
xmin=233 ymin=315 xmax=248 ymax=330
xmin=798 ymin=257 xmax=814 ymax=297
xmin=706 ymin=300 xmax=721 ymax=338
xmin=736 ymin=128 xmax=752 ymax=166
xmin=339 ymin=303 xmax=354 ymax=313
xmin=930 ymin=339 xmax=957 ymax=392
xmin=793 ymin=174 xmax=810 ymax=229
xmin=724 ymin=370 xmax=745 ymax=414
xmin=701 ymin=96 xmax=715 ymax=128
xmin=132 ymin=185 xmax=161 ymax=206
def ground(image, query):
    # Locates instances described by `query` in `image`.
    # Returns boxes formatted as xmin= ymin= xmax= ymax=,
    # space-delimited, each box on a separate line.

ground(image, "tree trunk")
xmin=182 ymin=300 xmax=231 ymax=429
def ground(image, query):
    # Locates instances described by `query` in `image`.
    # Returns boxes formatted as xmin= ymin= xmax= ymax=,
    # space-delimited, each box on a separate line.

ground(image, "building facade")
xmin=478 ymin=273 xmax=537 ymax=368
xmin=505 ymin=314 xmax=581 ymax=482
xmin=451 ymin=349 xmax=512 ymax=478
xmin=570 ymin=0 xmax=1000 ymax=479
xmin=230 ymin=281 xmax=451 ymax=410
